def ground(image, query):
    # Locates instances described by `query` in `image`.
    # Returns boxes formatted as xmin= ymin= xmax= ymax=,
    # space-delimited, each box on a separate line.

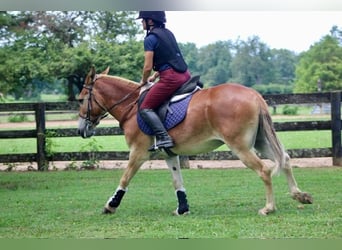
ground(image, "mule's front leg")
xmin=103 ymin=186 xmax=127 ymax=214
xmin=103 ymin=156 xmax=144 ymax=214
xmin=165 ymin=156 xmax=190 ymax=215
xmin=174 ymin=189 xmax=190 ymax=215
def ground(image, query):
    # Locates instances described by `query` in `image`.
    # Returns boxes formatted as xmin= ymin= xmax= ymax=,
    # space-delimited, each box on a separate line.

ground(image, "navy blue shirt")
xmin=144 ymin=33 xmax=171 ymax=72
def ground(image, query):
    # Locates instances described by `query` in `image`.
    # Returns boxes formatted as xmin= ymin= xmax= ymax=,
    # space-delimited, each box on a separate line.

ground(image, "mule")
xmin=77 ymin=66 xmax=313 ymax=216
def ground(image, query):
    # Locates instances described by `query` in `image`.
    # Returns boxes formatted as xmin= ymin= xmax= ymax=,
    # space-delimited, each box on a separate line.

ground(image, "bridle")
xmin=78 ymin=75 xmax=145 ymax=128
xmin=78 ymin=84 xmax=108 ymax=127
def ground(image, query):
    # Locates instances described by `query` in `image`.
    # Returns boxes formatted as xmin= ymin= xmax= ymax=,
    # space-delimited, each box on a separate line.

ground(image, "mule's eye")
xmin=78 ymin=99 xmax=84 ymax=105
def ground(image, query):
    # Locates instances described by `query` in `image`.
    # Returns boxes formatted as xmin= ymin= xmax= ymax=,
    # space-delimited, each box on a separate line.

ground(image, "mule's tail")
xmin=258 ymin=104 xmax=286 ymax=176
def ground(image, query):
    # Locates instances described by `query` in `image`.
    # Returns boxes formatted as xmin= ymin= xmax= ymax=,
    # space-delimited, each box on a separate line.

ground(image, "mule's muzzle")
xmin=78 ymin=118 xmax=96 ymax=138
xmin=77 ymin=127 xmax=95 ymax=139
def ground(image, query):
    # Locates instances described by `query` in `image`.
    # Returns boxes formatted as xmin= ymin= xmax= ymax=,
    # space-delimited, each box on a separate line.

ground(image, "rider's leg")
xmin=139 ymin=69 xmax=190 ymax=151
xmin=139 ymin=108 xmax=174 ymax=150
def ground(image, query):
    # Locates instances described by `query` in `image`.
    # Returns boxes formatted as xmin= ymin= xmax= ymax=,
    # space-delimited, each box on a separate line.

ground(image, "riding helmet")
xmin=136 ymin=11 xmax=166 ymax=23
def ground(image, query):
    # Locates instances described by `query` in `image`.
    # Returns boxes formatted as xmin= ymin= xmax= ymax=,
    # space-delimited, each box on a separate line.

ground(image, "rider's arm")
xmin=148 ymin=71 xmax=159 ymax=82
xmin=141 ymin=51 xmax=154 ymax=84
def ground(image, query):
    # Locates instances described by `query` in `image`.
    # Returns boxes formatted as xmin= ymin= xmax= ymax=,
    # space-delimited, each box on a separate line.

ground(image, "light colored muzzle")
xmin=77 ymin=117 xmax=96 ymax=138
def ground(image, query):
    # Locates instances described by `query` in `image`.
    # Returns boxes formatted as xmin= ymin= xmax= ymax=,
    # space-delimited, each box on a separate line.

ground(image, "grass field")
xmin=0 ymin=168 xmax=341 ymax=239
xmin=0 ymin=100 xmax=340 ymax=239
xmin=0 ymin=130 xmax=332 ymax=155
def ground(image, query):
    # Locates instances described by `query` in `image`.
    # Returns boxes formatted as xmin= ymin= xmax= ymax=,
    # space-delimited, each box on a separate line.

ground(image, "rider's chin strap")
xmin=145 ymin=19 xmax=154 ymax=36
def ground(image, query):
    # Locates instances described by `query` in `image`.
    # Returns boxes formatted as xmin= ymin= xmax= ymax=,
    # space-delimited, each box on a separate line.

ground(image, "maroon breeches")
xmin=139 ymin=68 xmax=191 ymax=110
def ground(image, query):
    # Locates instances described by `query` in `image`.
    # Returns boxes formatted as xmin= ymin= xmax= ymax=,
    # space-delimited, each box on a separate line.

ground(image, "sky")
xmin=165 ymin=11 xmax=342 ymax=53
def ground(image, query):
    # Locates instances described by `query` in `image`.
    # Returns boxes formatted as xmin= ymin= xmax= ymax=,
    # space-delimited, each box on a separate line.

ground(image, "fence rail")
xmin=0 ymin=91 xmax=341 ymax=170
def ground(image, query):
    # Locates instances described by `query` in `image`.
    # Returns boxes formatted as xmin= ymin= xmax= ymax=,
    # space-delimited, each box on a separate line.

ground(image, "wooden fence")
xmin=0 ymin=91 xmax=341 ymax=170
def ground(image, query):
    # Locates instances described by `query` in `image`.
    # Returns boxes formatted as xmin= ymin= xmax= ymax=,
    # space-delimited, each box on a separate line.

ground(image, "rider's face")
xmin=141 ymin=19 xmax=147 ymax=30
xmin=142 ymin=19 xmax=153 ymax=30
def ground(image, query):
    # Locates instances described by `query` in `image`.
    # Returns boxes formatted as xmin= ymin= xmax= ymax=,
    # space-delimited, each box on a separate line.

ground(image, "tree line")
xmin=0 ymin=11 xmax=341 ymax=101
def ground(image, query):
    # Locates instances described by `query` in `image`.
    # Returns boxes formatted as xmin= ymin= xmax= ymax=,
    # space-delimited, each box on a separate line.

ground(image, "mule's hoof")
xmin=172 ymin=208 xmax=190 ymax=216
xmin=102 ymin=208 xmax=112 ymax=214
xmin=258 ymin=207 xmax=276 ymax=216
xmin=102 ymin=206 xmax=116 ymax=214
xmin=258 ymin=209 xmax=268 ymax=216
xmin=292 ymin=192 xmax=313 ymax=204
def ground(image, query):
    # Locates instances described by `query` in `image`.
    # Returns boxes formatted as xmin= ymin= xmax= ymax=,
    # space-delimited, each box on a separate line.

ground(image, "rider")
xmin=137 ymin=11 xmax=191 ymax=151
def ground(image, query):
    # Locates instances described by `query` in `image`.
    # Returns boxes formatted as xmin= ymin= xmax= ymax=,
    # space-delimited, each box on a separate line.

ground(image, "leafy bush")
xmin=8 ymin=113 xmax=29 ymax=122
xmin=282 ymin=105 xmax=299 ymax=115
xmin=252 ymin=83 xmax=293 ymax=94
xmin=80 ymin=138 xmax=103 ymax=169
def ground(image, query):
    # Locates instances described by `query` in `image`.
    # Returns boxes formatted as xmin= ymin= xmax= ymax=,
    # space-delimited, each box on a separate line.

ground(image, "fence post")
xmin=179 ymin=155 xmax=190 ymax=169
xmin=35 ymin=103 xmax=48 ymax=170
xmin=330 ymin=91 xmax=342 ymax=166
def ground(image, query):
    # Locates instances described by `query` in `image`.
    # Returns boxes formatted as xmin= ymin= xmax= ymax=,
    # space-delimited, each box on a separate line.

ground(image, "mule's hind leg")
xmin=283 ymin=154 xmax=313 ymax=204
xmin=165 ymin=156 xmax=190 ymax=215
xmin=235 ymin=149 xmax=276 ymax=215
xmin=256 ymin=138 xmax=313 ymax=205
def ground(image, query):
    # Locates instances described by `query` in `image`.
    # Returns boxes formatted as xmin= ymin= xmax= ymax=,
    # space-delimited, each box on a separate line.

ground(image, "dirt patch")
xmin=0 ymin=118 xmax=116 ymax=129
xmin=0 ymin=157 xmax=334 ymax=171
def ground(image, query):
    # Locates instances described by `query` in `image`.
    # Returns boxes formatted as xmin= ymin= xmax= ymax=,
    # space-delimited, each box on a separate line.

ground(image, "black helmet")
xmin=136 ymin=11 xmax=166 ymax=23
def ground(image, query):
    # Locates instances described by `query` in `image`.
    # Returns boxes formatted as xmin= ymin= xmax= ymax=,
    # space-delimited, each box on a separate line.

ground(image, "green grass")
xmin=0 ymin=168 xmax=341 ymax=239
xmin=0 ymin=130 xmax=332 ymax=155
xmin=277 ymin=130 xmax=331 ymax=149
xmin=0 ymin=103 xmax=333 ymax=154
xmin=0 ymin=112 xmax=78 ymax=124
xmin=0 ymin=136 xmax=129 ymax=154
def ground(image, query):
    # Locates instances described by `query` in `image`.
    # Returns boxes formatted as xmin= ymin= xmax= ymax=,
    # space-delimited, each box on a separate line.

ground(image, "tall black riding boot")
xmin=139 ymin=109 xmax=174 ymax=151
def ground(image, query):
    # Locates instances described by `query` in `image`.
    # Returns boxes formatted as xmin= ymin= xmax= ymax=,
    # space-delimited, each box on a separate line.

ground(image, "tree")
xmin=270 ymin=48 xmax=297 ymax=84
xmin=0 ymin=25 xmax=60 ymax=99
xmin=89 ymin=37 xmax=143 ymax=81
xmin=38 ymin=11 xmax=142 ymax=100
xmin=330 ymin=25 xmax=342 ymax=45
xmin=0 ymin=11 xmax=143 ymax=100
xmin=294 ymin=34 xmax=342 ymax=93
xmin=230 ymin=36 xmax=274 ymax=87
xmin=178 ymin=37 xmax=298 ymax=92
xmin=196 ymin=41 xmax=233 ymax=86
xmin=0 ymin=11 xmax=35 ymax=45
xmin=88 ymin=11 xmax=140 ymax=42
xmin=178 ymin=42 xmax=200 ymax=76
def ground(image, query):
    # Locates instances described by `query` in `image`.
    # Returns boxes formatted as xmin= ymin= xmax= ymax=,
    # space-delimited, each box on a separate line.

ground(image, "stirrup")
xmin=148 ymin=136 xmax=174 ymax=152
xmin=148 ymin=137 xmax=158 ymax=151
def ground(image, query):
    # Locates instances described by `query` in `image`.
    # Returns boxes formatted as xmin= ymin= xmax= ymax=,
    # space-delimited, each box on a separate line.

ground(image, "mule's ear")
xmin=89 ymin=65 xmax=96 ymax=78
xmin=101 ymin=67 xmax=110 ymax=75
xmin=85 ymin=66 xmax=96 ymax=85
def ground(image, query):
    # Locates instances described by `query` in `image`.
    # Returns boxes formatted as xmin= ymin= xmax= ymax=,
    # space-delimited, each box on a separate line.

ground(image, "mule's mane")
xmin=97 ymin=74 xmax=139 ymax=89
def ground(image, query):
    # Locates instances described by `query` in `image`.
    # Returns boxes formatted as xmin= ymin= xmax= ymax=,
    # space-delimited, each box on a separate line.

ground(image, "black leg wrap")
xmin=176 ymin=190 xmax=189 ymax=215
xmin=109 ymin=189 xmax=126 ymax=208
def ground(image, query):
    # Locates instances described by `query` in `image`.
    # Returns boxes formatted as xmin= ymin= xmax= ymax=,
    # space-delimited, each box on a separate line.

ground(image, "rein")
xmin=106 ymin=84 xmax=142 ymax=112
xmin=80 ymin=76 xmax=146 ymax=127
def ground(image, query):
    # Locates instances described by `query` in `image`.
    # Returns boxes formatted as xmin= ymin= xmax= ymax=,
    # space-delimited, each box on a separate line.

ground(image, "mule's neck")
xmin=95 ymin=76 xmax=140 ymax=127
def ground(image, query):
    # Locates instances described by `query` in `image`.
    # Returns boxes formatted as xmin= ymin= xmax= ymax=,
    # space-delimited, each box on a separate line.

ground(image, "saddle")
xmin=138 ymin=75 xmax=202 ymax=121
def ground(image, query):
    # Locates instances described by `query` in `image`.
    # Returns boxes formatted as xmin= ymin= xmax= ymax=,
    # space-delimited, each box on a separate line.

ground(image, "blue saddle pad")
xmin=137 ymin=95 xmax=192 ymax=135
